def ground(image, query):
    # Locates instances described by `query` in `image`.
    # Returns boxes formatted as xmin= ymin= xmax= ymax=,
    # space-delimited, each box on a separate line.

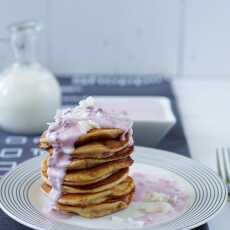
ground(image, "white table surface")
xmin=173 ymin=78 xmax=230 ymax=230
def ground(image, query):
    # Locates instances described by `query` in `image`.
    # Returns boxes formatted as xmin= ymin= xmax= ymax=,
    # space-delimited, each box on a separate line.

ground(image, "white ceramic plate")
xmin=0 ymin=146 xmax=227 ymax=230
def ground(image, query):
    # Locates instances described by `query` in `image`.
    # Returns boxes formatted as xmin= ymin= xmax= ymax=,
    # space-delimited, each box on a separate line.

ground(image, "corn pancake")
xmin=55 ymin=190 xmax=134 ymax=218
xmin=67 ymin=145 xmax=133 ymax=161
xmin=42 ymin=168 xmax=129 ymax=194
xmin=41 ymin=157 xmax=133 ymax=186
xmin=69 ymin=145 xmax=134 ymax=161
xmin=43 ymin=146 xmax=133 ymax=171
xmin=47 ymin=138 xmax=129 ymax=159
xmin=41 ymin=176 xmax=134 ymax=206
xmin=39 ymin=128 xmax=124 ymax=150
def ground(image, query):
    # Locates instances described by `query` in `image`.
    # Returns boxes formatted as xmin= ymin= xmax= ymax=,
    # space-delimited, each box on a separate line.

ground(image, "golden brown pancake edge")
xmin=54 ymin=190 xmax=134 ymax=218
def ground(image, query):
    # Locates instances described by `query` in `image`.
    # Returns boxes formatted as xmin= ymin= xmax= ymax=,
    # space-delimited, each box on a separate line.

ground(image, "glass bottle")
xmin=0 ymin=21 xmax=61 ymax=134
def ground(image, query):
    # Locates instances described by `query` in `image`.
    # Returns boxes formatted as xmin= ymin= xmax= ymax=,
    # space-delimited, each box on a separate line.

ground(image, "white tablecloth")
xmin=173 ymin=78 xmax=230 ymax=230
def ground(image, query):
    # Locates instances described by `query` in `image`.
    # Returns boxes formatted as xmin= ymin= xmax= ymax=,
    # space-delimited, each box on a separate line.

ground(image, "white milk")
xmin=0 ymin=63 xmax=61 ymax=134
xmin=0 ymin=21 xmax=61 ymax=134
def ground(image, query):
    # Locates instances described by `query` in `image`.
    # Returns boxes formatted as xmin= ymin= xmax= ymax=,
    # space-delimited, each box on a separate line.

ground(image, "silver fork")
xmin=216 ymin=147 xmax=230 ymax=195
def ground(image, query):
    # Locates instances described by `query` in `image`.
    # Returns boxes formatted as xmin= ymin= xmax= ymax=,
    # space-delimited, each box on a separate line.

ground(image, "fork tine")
xmin=222 ymin=148 xmax=230 ymax=182
xmin=216 ymin=148 xmax=226 ymax=181
xmin=225 ymin=148 xmax=230 ymax=182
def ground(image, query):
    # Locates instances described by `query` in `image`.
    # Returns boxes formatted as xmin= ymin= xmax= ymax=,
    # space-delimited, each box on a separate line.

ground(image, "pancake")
xmin=70 ymin=145 xmax=134 ymax=161
xmin=41 ymin=157 xmax=133 ymax=186
xmin=55 ymin=191 xmax=134 ymax=218
xmin=39 ymin=98 xmax=135 ymax=218
xmin=41 ymin=176 xmax=134 ymax=206
xmin=43 ymin=146 xmax=133 ymax=171
xmin=47 ymin=138 xmax=130 ymax=159
xmin=42 ymin=168 xmax=129 ymax=194
xmin=39 ymin=128 xmax=124 ymax=150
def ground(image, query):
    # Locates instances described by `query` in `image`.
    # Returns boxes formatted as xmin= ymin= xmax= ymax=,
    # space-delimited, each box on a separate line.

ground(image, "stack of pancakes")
xmin=39 ymin=128 xmax=135 ymax=218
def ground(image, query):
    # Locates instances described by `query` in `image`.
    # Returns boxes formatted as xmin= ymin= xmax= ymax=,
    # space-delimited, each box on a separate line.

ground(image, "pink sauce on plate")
xmin=131 ymin=172 xmax=189 ymax=226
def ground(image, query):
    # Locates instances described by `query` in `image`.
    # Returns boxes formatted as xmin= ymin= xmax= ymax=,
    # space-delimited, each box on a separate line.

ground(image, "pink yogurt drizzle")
xmin=132 ymin=172 xmax=189 ymax=225
xmin=45 ymin=97 xmax=133 ymax=207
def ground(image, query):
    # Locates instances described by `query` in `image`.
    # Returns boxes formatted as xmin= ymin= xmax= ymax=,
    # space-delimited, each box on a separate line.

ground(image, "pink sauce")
xmin=131 ymin=172 xmax=189 ymax=225
xmin=45 ymin=97 xmax=133 ymax=207
xmin=45 ymin=209 xmax=73 ymax=220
